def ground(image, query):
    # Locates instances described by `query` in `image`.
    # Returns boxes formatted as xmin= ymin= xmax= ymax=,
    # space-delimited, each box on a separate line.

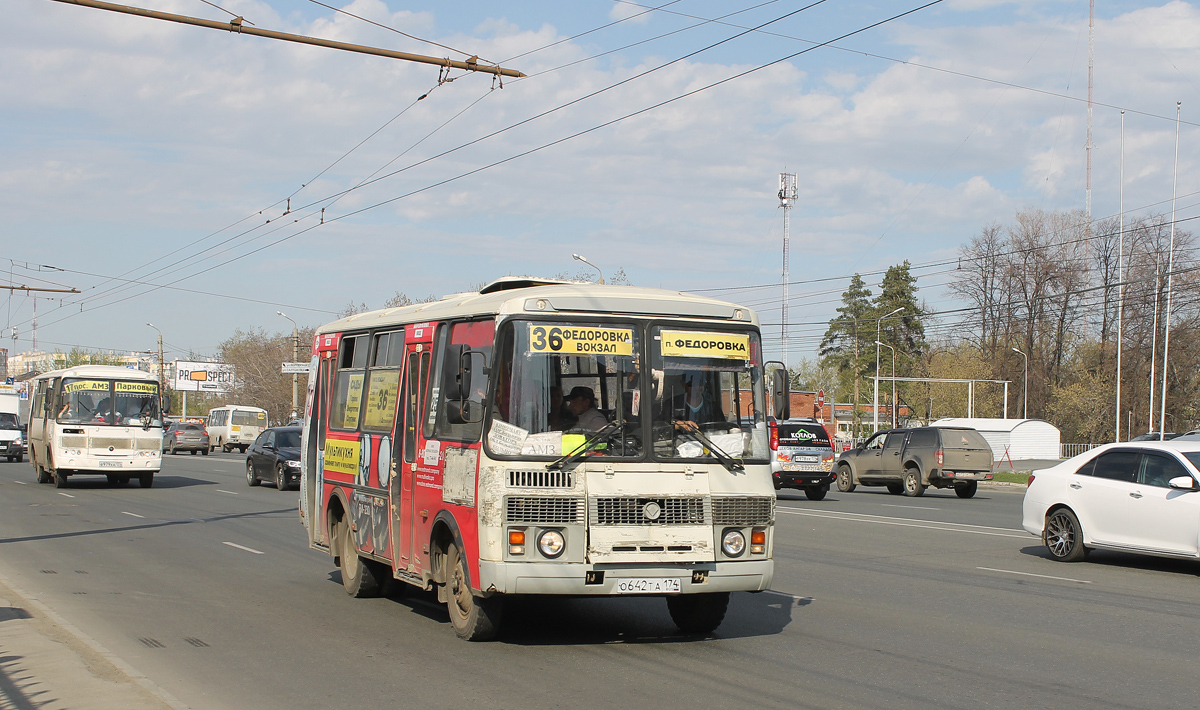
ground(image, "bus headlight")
xmin=721 ymin=529 xmax=746 ymax=557
xmin=537 ymin=530 xmax=565 ymax=558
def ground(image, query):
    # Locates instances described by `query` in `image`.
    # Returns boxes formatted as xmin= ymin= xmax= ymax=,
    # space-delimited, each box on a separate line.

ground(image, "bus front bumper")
xmin=477 ymin=559 xmax=773 ymax=596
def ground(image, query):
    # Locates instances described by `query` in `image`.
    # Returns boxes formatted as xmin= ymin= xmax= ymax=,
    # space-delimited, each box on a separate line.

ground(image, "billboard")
xmin=174 ymin=361 xmax=235 ymax=393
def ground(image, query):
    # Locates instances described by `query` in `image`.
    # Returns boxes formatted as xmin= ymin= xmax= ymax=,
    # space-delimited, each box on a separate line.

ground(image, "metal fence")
xmin=1060 ymin=443 xmax=1103 ymax=459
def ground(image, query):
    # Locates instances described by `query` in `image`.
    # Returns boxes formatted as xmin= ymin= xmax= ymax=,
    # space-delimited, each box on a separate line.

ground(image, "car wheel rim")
xmin=905 ymin=474 xmax=916 ymax=492
xmin=1046 ymin=513 xmax=1074 ymax=558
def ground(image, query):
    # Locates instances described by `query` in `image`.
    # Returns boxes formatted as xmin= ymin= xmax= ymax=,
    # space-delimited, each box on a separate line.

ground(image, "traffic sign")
xmin=281 ymin=362 xmax=309 ymax=375
xmin=817 ymin=389 xmax=825 ymax=407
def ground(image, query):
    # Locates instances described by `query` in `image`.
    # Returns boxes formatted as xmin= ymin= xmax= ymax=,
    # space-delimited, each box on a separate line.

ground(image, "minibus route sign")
xmin=527 ymin=324 xmax=633 ymax=356
xmin=660 ymin=331 xmax=751 ymax=360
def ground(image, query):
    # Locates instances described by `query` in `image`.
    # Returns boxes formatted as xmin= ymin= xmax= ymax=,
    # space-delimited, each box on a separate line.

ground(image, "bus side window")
xmin=330 ymin=335 xmax=367 ymax=431
xmin=429 ymin=321 xmax=494 ymax=443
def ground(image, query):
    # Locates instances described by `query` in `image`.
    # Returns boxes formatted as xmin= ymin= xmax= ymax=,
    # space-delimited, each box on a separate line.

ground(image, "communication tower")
xmin=777 ymin=173 xmax=798 ymax=367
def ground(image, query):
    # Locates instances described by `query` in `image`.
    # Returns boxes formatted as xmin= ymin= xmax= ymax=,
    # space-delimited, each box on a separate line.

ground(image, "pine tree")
xmin=819 ymin=274 xmax=873 ymax=435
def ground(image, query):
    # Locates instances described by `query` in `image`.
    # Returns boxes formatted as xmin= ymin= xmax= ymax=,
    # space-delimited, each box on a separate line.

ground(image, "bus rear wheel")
xmin=339 ymin=523 xmax=381 ymax=598
xmin=666 ymin=592 xmax=730 ymax=634
xmin=445 ymin=543 xmax=502 ymax=641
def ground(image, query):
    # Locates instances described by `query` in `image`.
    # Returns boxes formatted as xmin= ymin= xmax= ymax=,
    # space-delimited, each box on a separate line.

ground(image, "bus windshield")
xmin=58 ymin=379 xmax=161 ymax=427
xmin=487 ymin=321 xmax=643 ymax=459
xmin=648 ymin=326 xmax=768 ymax=462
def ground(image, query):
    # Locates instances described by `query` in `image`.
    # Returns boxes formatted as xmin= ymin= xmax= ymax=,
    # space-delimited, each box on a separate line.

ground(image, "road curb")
xmin=0 ymin=571 xmax=190 ymax=710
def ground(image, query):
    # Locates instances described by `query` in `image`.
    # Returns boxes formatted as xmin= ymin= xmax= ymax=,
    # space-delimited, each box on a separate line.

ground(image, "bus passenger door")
xmin=393 ymin=346 xmax=431 ymax=573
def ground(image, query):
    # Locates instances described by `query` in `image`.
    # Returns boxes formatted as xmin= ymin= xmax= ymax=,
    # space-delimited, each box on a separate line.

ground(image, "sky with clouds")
xmin=3 ymin=0 xmax=1198 ymax=365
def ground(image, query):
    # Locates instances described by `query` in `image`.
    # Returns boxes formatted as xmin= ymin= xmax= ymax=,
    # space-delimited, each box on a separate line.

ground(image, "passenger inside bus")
xmin=670 ymin=371 xmax=725 ymax=431
xmin=563 ymin=386 xmax=607 ymax=431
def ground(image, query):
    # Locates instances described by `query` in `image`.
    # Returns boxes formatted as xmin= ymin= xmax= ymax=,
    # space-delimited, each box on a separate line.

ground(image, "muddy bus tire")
xmin=445 ymin=543 xmax=502 ymax=641
xmin=54 ymin=471 xmax=68 ymax=488
xmin=36 ymin=464 xmax=51 ymax=485
xmin=667 ymin=592 xmax=730 ymax=634
xmin=339 ymin=524 xmax=381 ymax=598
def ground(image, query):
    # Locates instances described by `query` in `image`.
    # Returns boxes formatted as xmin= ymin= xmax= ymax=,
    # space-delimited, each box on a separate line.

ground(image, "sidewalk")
xmin=0 ymin=575 xmax=185 ymax=710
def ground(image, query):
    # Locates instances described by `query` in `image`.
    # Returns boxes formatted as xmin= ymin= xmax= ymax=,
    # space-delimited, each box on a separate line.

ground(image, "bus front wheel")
xmin=54 ymin=471 xmax=68 ymax=488
xmin=139 ymin=473 xmax=154 ymax=488
xmin=36 ymin=465 xmax=51 ymax=485
xmin=666 ymin=592 xmax=730 ymax=634
xmin=445 ymin=543 xmax=502 ymax=641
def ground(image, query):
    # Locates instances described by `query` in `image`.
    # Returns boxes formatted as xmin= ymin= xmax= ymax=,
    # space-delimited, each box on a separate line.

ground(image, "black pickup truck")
xmin=835 ymin=426 xmax=994 ymax=498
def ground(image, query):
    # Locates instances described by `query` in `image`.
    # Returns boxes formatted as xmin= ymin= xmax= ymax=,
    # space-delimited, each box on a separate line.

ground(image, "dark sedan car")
xmin=246 ymin=426 xmax=301 ymax=491
xmin=163 ymin=421 xmax=210 ymax=455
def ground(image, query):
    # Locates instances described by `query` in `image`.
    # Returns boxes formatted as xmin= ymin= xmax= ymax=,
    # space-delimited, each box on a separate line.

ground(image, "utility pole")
xmin=147 ymin=323 xmax=165 ymax=393
xmin=277 ymin=311 xmax=300 ymax=419
xmin=50 ymin=0 xmax=525 ymax=78
xmin=777 ymin=173 xmax=797 ymax=369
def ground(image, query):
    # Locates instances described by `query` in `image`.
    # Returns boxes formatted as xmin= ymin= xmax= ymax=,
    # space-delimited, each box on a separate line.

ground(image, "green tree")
xmin=819 ymin=274 xmax=873 ymax=433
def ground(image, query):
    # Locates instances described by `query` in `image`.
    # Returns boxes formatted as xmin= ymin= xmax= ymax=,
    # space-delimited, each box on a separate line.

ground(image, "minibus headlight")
xmin=721 ymin=529 xmax=746 ymax=557
xmin=537 ymin=530 xmax=565 ymax=558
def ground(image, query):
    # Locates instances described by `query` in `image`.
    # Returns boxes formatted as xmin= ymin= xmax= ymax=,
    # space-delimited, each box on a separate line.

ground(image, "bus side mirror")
xmin=767 ymin=362 xmax=790 ymax=421
xmin=448 ymin=349 xmax=488 ymax=425
xmin=161 ymin=394 xmax=174 ymax=415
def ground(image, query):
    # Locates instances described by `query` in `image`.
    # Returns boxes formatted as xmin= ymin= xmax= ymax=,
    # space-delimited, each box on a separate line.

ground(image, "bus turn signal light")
xmin=509 ymin=530 xmax=526 ymax=555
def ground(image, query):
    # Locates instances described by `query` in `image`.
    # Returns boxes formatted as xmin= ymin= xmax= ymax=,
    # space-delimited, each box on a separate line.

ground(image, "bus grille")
xmin=136 ymin=438 xmax=160 ymax=450
xmin=504 ymin=497 xmax=583 ymax=524
xmin=60 ymin=435 xmax=88 ymax=448
xmin=591 ymin=497 xmax=708 ymax=526
xmin=712 ymin=497 xmax=775 ymax=526
xmin=507 ymin=469 xmax=574 ymax=488
xmin=90 ymin=437 xmax=135 ymax=450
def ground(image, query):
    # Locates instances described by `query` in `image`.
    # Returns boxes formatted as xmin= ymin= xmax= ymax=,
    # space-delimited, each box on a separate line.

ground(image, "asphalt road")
xmin=1 ymin=454 xmax=1197 ymax=710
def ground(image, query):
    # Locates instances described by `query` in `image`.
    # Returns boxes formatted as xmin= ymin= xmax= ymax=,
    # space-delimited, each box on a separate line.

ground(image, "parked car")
xmin=770 ymin=418 xmax=836 ymax=500
xmin=1022 ymin=441 xmax=1200 ymax=562
xmin=836 ymin=426 xmax=994 ymax=498
xmin=163 ymin=421 xmax=210 ymax=455
xmin=246 ymin=426 xmax=301 ymax=491
xmin=1129 ymin=431 xmax=1181 ymax=441
xmin=0 ymin=413 xmax=24 ymax=463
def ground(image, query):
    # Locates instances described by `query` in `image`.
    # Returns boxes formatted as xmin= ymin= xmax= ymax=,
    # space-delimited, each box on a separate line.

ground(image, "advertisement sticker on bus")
xmin=324 ymin=439 xmax=360 ymax=476
xmin=342 ymin=374 xmax=365 ymax=429
xmin=526 ymin=324 xmax=634 ymax=356
xmin=362 ymin=371 xmax=400 ymax=430
xmin=660 ymin=331 xmax=751 ymax=360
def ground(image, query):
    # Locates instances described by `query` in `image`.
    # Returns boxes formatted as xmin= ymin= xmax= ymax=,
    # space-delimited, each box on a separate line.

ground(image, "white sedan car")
xmin=1022 ymin=441 xmax=1200 ymax=562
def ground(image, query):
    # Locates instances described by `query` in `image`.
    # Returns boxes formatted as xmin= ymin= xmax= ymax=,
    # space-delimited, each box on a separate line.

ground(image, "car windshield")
xmin=276 ymin=431 xmax=301 ymax=448
xmin=183 ymin=423 xmax=205 ymax=431
xmin=1182 ymin=452 xmax=1200 ymax=472
xmin=58 ymin=379 xmax=161 ymax=427
xmin=487 ymin=320 xmax=643 ymax=460
xmin=0 ymin=413 xmax=18 ymax=429
xmin=648 ymin=326 xmax=768 ymax=463
xmin=778 ymin=422 xmax=831 ymax=448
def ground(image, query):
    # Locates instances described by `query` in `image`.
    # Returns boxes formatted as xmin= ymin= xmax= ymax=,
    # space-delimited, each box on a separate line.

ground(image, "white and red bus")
xmin=300 ymin=278 xmax=788 ymax=640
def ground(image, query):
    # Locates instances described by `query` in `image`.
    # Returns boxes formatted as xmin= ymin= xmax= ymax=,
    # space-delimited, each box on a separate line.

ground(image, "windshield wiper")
xmin=546 ymin=422 xmax=621 ymax=470
xmin=675 ymin=424 xmax=745 ymax=472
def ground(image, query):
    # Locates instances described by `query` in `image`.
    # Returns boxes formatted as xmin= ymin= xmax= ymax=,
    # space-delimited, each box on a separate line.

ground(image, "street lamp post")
xmin=1012 ymin=347 xmax=1028 ymax=419
xmin=873 ymin=307 xmax=904 ymax=432
xmin=875 ymin=341 xmax=897 ymax=427
xmin=277 ymin=311 xmax=299 ymax=420
xmin=571 ymin=254 xmax=605 ymax=284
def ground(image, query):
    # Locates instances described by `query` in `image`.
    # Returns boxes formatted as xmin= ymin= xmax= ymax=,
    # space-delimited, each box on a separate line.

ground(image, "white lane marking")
xmin=976 ymin=567 xmax=1092 ymax=584
xmin=763 ymin=590 xmax=814 ymax=602
xmin=222 ymin=541 xmax=264 ymax=555
xmin=14 ymin=481 xmax=27 ymax=485
xmin=216 ymin=489 xmax=238 ymax=495
xmin=122 ymin=511 xmax=145 ymax=518
xmin=880 ymin=504 xmax=941 ymax=511
xmin=57 ymin=492 xmax=75 ymax=498
xmin=776 ymin=508 xmax=1029 ymax=539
